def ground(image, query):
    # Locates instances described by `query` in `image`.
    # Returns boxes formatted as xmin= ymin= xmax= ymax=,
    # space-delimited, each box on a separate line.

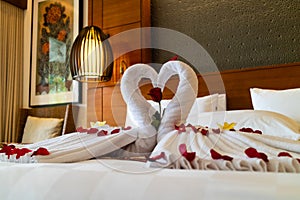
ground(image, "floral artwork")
xmin=30 ymin=0 xmax=80 ymax=106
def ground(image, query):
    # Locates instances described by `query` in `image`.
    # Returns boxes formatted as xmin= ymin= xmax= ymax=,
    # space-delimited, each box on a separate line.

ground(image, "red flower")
xmin=31 ymin=147 xmax=50 ymax=157
xmin=175 ymin=124 xmax=186 ymax=134
xmin=148 ymin=152 xmax=166 ymax=162
xmin=210 ymin=149 xmax=233 ymax=161
xmin=148 ymin=87 xmax=162 ymax=103
xmin=245 ymin=147 xmax=269 ymax=162
xmin=179 ymin=144 xmax=196 ymax=162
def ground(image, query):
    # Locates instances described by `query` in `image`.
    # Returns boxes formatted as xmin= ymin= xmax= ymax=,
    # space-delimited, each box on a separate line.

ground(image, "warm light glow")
xmin=70 ymin=26 xmax=113 ymax=82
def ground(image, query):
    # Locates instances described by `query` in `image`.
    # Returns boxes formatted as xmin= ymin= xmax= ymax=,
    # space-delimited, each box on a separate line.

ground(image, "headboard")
xmin=89 ymin=62 xmax=300 ymax=126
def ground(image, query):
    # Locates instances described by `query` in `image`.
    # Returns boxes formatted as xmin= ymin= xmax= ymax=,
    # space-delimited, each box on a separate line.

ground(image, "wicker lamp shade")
xmin=70 ymin=26 xmax=113 ymax=82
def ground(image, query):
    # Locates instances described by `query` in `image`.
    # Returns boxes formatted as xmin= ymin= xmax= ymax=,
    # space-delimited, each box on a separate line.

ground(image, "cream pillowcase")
xmin=250 ymin=88 xmax=300 ymax=124
xmin=193 ymin=110 xmax=300 ymax=140
xmin=22 ymin=116 xmax=64 ymax=143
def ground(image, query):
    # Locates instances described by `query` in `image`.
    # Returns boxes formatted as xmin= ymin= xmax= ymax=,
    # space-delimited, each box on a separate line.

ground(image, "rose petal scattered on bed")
xmin=179 ymin=144 xmax=196 ymax=162
xmin=122 ymin=126 xmax=132 ymax=130
xmin=212 ymin=128 xmax=221 ymax=134
xmin=111 ymin=128 xmax=120 ymax=134
xmin=87 ymin=128 xmax=99 ymax=134
xmin=278 ymin=152 xmax=293 ymax=158
xmin=31 ymin=147 xmax=50 ymax=156
xmin=199 ymin=128 xmax=209 ymax=136
xmin=15 ymin=148 xmax=32 ymax=159
xmin=245 ymin=147 xmax=268 ymax=162
xmin=76 ymin=126 xmax=88 ymax=133
xmin=97 ymin=130 xmax=108 ymax=136
xmin=239 ymin=127 xmax=262 ymax=134
xmin=148 ymin=152 xmax=166 ymax=162
xmin=210 ymin=149 xmax=233 ymax=161
xmin=186 ymin=124 xmax=197 ymax=133
xmin=175 ymin=124 xmax=186 ymax=134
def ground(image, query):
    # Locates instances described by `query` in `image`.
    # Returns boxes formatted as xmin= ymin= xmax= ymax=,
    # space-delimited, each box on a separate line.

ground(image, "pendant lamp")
xmin=70 ymin=26 xmax=113 ymax=82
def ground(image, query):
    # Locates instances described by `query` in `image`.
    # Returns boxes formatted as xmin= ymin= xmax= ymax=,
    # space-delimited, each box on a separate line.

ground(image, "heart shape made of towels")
xmin=120 ymin=61 xmax=198 ymax=142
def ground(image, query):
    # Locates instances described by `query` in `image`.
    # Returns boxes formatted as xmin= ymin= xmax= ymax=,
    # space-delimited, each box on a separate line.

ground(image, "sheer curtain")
xmin=0 ymin=1 xmax=24 ymax=142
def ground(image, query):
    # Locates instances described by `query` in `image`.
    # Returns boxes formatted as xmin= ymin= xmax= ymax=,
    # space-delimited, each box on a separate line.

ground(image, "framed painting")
xmin=30 ymin=0 xmax=82 ymax=106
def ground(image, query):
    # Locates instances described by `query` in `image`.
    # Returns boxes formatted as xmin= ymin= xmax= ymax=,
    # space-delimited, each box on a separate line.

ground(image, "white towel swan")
xmin=157 ymin=61 xmax=198 ymax=142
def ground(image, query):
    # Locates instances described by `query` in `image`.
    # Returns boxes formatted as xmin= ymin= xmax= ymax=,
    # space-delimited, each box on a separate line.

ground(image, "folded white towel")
xmin=147 ymin=127 xmax=300 ymax=172
xmin=157 ymin=61 xmax=198 ymax=141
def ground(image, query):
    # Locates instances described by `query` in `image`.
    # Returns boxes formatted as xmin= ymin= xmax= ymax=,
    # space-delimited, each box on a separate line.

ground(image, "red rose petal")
xmin=179 ymin=144 xmax=196 ymax=162
xmin=278 ymin=152 xmax=292 ymax=158
xmin=175 ymin=124 xmax=186 ymax=134
xmin=186 ymin=124 xmax=197 ymax=133
xmin=210 ymin=149 xmax=222 ymax=159
xmin=212 ymin=128 xmax=221 ymax=134
xmin=31 ymin=147 xmax=50 ymax=157
xmin=122 ymin=126 xmax=132 ymax=130
xmin=97 ymin=130 xmax=108 ymax=136
xmin=16 ymin=148 xmax=32 ymax=159
xmin=76 ymin=126 xmax=88 ymax=133
xmin=200 ymin=128 xmax=209 ymax=136
xmin=111 ymin=128 xmax=120 ymax=134
xmin=259 ymin=152 xmax=269 ymax=162
xmin=184 ymin=152 xmax=196 ymax=162
xmin=245 ymin=147 xmax=268 ymax=162
xmin=179 ymin=144 xmax=187 ymax=155
xmin=87 ymin=128 xmax=98 ymax=134
xmin=148 ymin=152 xmax=166 ymax=162
xmin=245 ymin=147 xmax=259 ymax=158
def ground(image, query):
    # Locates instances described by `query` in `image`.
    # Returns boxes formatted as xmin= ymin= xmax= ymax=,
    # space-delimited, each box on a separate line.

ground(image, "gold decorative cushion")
xmin=21 ymin=116 xmax=64 ymax=143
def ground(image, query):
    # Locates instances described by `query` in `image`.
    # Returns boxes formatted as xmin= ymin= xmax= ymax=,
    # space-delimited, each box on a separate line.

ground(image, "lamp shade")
xmin=70 ymin=26 xmax=113 ymax=82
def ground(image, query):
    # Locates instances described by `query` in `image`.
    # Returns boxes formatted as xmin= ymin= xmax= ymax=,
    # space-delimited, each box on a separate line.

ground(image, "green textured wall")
xmin=151 ymin=0 xmax=299 ymax=72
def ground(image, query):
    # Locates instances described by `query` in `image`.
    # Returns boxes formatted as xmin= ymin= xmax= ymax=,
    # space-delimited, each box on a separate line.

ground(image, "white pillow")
xmin=192 ymin=110 xmax=300 ymax=140
xmin=250 ymin=88 xmax=300 ymax=123
xmin=22 ymin=116 xmax=64 ymax=143
xmin=125 ymin=94 xmax=225 ymax=127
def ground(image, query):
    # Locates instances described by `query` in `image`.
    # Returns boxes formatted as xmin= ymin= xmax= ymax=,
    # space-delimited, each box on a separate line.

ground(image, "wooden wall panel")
xmin=103 ymin=0 xmax=140 ymax=29
xmin=87 ymin=84 xmax=103 ymax=123
xmin=102 ymin=85 xmax=127 ymax=126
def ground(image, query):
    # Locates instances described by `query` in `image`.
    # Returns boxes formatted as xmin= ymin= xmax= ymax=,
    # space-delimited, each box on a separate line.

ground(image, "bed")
xmin=1 ymin=62 xmax=300 ymax=200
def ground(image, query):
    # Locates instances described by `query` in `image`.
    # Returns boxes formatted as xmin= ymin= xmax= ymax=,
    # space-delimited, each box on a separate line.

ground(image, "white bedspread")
xmin=1 ymin=159 xmax=300 ymax=200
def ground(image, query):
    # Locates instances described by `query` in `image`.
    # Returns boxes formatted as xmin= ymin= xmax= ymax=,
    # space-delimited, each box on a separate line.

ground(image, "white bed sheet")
xmin=1 ymin=159 xmax=300 ymax=200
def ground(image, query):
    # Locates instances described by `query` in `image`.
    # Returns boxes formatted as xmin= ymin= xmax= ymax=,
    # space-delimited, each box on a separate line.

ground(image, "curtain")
xmin=0 ymin=1 xmax=24 ymax=143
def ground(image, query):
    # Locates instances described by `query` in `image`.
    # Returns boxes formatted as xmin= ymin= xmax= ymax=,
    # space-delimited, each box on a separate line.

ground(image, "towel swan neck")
xmin=157 ymin=61 xmax=198 ymax=141
xmin=120 ymin=64 xmax=158 ymax=127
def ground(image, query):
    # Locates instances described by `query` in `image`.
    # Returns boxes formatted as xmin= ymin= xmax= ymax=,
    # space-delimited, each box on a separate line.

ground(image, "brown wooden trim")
xmin=3 ymin=0 xmax=27 ymax=9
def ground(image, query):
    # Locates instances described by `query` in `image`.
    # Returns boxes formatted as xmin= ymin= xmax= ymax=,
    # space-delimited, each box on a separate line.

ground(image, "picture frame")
xmin=30 ymin=0 xmax=82 ymax=106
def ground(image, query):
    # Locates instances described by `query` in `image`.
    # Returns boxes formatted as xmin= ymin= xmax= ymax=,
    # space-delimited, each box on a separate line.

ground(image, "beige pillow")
xmin=22 ymin=116 xmax=64 ymax=143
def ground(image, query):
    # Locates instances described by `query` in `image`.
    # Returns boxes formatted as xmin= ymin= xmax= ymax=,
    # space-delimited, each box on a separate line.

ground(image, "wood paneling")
xmin=103 ymin=0 xmax=140 ymax=29
xmin=102 ymin=85 xmax=126 ymax=126
xmin=87 ymin=0 xmax=151 ymax=126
